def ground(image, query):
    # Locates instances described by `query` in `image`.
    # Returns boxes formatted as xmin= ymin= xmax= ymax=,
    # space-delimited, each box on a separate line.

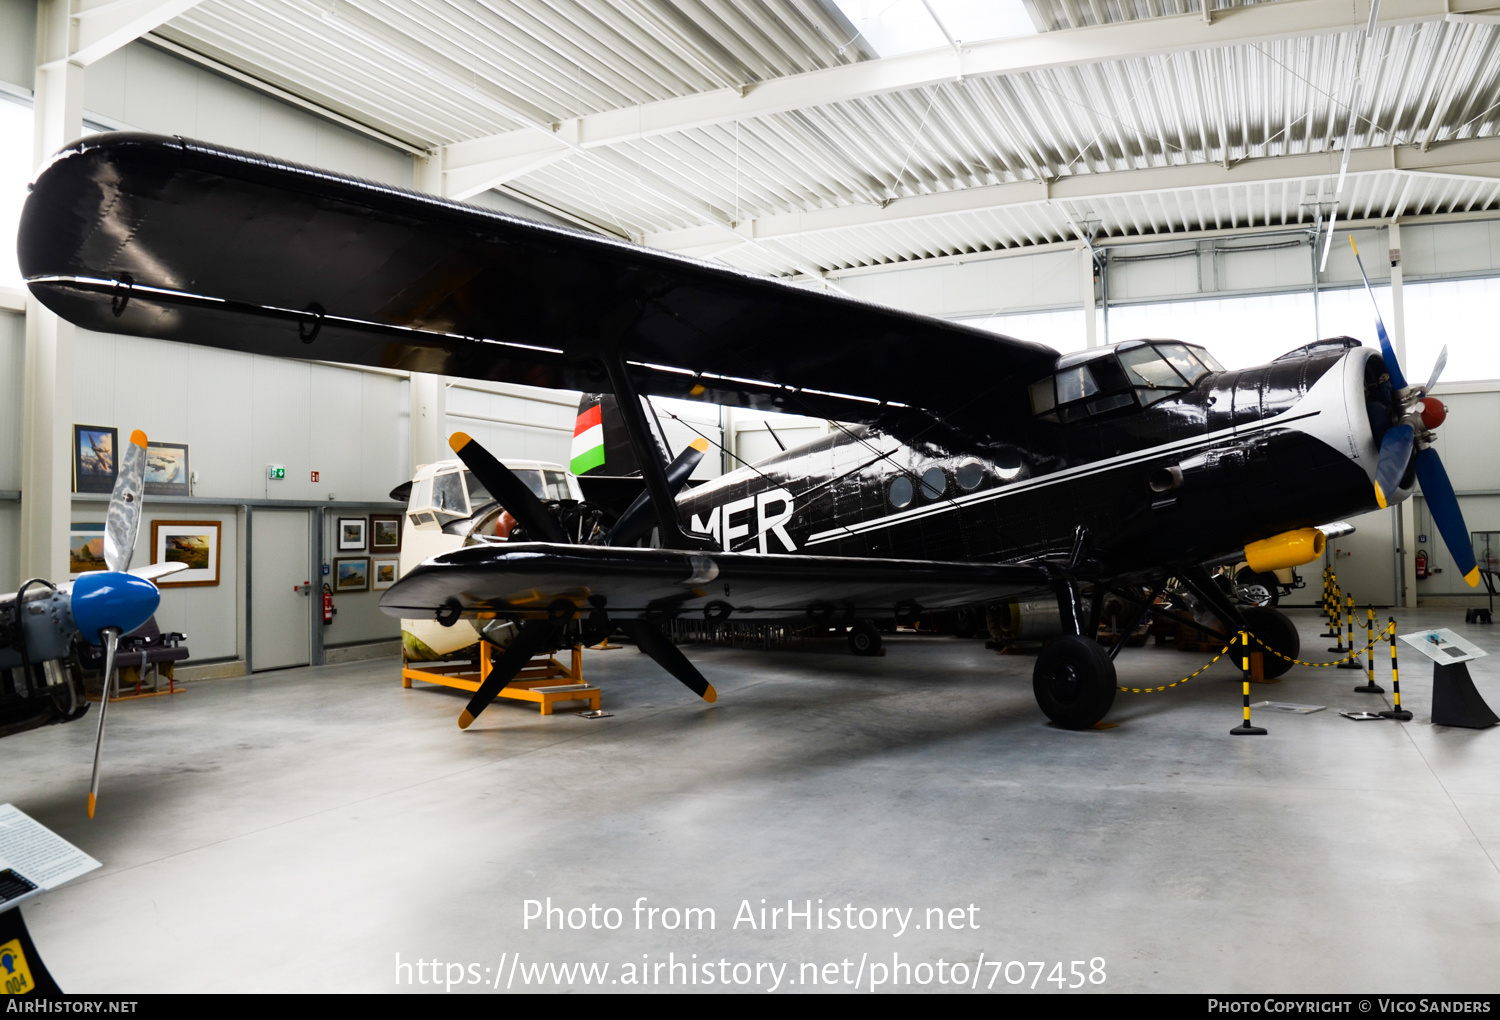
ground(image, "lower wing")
xmin=379 ymin=542 xmax=1051 ymax=622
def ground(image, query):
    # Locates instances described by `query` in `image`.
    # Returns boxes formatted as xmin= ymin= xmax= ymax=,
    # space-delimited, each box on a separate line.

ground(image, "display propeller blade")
xmin=1415 ymin=447 xmax=1481 ymax=587
xmin=1374 ymin=423 xmax=1414 ymax=509
xmin=448 ymin=432 xmax=566 ymax=544
xmin=457 ymin=619 xmax=557 ymax=729
xmin=620 ymin=620 xmax=717 ymax=702
xmin=104 ymin=430 xmax=148 ymax=572
xmin=1423 ymin=345 xmax=1448 ymax=395
xmin=607 ymin=438 xmax=710 ymax=547
xmin=87 ymin=626 xmax=121 ymax=818
xmin=1349 ymin=237 xmax=1407 ymax=390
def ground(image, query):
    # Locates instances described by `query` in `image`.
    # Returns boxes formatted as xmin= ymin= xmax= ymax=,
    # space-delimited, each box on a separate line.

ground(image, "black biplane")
xmin=19 ymin=133 xmax=1477 ymax=730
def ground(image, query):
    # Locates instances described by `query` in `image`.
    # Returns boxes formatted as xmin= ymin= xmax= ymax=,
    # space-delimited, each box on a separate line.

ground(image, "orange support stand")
xmin=402 ymin=643 xmax=599 ymax=715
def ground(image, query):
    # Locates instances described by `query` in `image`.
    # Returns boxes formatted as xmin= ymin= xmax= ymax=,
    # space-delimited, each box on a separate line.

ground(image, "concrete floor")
xmin=3 ymin=607 xmax=1499 ymax=993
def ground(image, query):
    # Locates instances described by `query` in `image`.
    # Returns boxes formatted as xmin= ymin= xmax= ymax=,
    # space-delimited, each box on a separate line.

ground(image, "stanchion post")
xmin=1321 ymin=570 xmax=1340 ymax=637
xmin=1329 ymin=586 xmax=1349 ymax=651
xmin=1337 ymin=595 xmax=1364 ymax=669
xmin=1355 ymin=605 xmax=1385 ymax=692
xmin=1379 ymin=618 xmax=1412 ymax=721
xmin=1232 ymin=630 xmax=1268 ymax=736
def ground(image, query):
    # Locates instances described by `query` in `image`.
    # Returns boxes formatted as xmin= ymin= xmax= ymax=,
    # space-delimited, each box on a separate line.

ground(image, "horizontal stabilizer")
xmin=379 ymin=542 xmax=1050 ymax=622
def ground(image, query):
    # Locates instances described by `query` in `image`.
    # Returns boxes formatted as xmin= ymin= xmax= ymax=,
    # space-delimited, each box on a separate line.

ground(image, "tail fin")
xmin=570 ymin=393 xmax=668 ymax=478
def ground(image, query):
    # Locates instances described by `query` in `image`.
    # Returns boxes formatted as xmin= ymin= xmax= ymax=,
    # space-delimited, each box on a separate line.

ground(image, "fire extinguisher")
xmin=322 ymin=582 xmax=336 ymax=625
xmin=1415 ymin=550 xmax=1429 ymax=579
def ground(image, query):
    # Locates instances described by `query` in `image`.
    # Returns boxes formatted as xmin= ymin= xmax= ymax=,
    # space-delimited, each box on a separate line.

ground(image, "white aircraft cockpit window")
xmin=1119 ymin=346 xmax=1189 ymax=389
xmin=1156 ymin=343 xmax=1212 ymax=386
xmin=544 ymin=470 xmax=570 ymax=500
xmin=1055 ymin=366 xmax=1100 ymax=404
xmin=430 ymin=470 xmax=469 ymax=516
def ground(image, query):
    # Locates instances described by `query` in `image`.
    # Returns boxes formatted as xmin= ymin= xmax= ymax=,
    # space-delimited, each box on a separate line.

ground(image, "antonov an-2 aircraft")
xmin=19 ymin=133 xmax=1476 ymax=731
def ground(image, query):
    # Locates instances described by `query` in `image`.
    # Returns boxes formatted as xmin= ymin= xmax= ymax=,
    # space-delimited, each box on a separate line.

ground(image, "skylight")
xmin=831 ymin=0 xmax=1038 ymax=58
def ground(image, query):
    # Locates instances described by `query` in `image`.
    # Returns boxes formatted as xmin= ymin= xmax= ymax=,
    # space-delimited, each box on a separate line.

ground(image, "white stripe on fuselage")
xmin=801 ymin=349 xmax=1371 ymax=548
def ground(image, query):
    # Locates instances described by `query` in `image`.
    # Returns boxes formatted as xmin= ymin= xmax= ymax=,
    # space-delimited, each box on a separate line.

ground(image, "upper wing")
xmin=21 ymin=133 xmax=1059 ymax=441
xmin=378 ymin=541 xmax=1050 ymax=620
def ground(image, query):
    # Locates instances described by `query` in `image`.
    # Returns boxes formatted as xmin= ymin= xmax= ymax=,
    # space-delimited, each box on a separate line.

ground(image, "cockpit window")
xmin=1119 ymin=345 xmax=1189 ymax=388
xmin=431 ymin=470 xmax=469 ymax=515
xmin=1056 ymin=366 xmax=1100 ymax=404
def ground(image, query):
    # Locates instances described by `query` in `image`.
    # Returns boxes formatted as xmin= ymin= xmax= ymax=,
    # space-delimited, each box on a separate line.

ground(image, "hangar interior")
xmin=1 ymin=0 xmax=1499 ymax=995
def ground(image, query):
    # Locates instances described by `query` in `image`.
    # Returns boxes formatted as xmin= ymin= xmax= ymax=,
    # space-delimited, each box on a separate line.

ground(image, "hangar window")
xmin=889 ymin=476 xmax=913 ymax=508
xmin=920 ymin=466 xmax=946 ymax=499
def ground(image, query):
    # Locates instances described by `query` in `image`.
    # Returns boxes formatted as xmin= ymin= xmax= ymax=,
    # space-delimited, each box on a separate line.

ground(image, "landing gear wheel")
xmin=848 ymin=620 xmax=882 ymax=656
xmin=1033 ymin=635 xmax=1117 ymax=730
xmin=1240 ymin=606 xmax=1298 ymax=679
xmin=951 ymin=607 xmax=981 ymax=639
xmin=1235 ymin=568 xmax=1281 ymax=607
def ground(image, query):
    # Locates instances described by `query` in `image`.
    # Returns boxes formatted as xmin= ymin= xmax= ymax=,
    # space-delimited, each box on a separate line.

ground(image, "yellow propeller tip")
xmin=1465 ymin=567 xmax=1481 ymax=588
xmin=689 ymin=383 xmax=706 ymax=396
xmin=449 ymin=432 xmax=472 ymax=452
xmin=1374 ymin=482 xmax=1389 ymax=509
xmin=1349 ymin=237 xmax=1359 ymax=255
xmin=702 ymin=685 xmax=718 ymax=704
xmin=689 ymin=437 xmax=710 ymax=453
xmin=129 ymin=429 xmax=147 ymax=449
xmin=458 ymin=709 xmax=475 ymax=729
xmin=87 ymin=793 xmax=96 ymax=819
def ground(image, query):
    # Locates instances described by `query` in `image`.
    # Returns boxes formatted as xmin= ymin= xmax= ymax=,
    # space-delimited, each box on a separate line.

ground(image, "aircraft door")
xmin=250 ymin=509 xmax=313 ymax=671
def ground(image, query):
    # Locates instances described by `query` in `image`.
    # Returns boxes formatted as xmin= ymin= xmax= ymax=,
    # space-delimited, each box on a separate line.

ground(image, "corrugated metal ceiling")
xmin=151 ymin=0 xmax=1500 ymax=276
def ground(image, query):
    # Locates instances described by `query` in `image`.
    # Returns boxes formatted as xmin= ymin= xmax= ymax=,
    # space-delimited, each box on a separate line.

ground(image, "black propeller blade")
xmin=607 ymin=438 xmax=710 ymax=547
xmin=621 ymin=620 xmax=718 ymax=702
xmin=457 ymin=619 xmax=559 ymax=729
xmin=449 ymin=432 xmax=566 ymax=543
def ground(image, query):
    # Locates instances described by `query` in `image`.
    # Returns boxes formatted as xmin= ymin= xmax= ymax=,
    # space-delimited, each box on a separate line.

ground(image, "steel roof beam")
xmin=56 ymin=0 xmax=205 ymax=66
xmin=439 ymin=0 xmax=1488 ymax=197
xmin=639 ymin=136 xmax=1500 ymax=250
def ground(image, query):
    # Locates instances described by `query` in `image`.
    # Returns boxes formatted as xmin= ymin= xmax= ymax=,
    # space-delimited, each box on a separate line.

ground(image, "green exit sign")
xmin=267 ymin=465 xmax=286 ymax=480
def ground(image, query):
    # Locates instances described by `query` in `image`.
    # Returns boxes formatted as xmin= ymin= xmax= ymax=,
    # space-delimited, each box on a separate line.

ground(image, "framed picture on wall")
xmin=369 ymin=514 xmax=401 ymax=552
xmin=151 ymin=520 xmax=221 ymax=587
xmin=69 ymin=523 xmax=108 ymax=578
xmin=144 ymin=442 xmax=190 ymax=497
xmin=334 ymin=557 xmax=370 ymax=593
xmin=73 ymin=425 xmax=118 ymax=493
xmin=371 ymin=557 xmax=399 ymax=590
xmin=337 ymin=517 xmax=367 ymax=551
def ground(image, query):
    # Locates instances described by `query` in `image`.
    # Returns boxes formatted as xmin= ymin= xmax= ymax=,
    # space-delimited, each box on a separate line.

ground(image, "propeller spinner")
xmin=1350 ymin=239 xmax=1479 ymax=587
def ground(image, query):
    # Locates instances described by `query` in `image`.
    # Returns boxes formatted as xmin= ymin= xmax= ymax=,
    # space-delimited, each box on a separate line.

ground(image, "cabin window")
xmin=545 ymin=470 xmax=570 ymax=500
xmin=1029 ymin=378 xmax=1055 ymax=414
xmin=1117 ymin=342 xmax=1219 ymax=406
xmin=920 ymin=466 xmax=947 ymax=500
xmin=431 ymin=470 xmax=469 ymax=515
xmin=1056 ymin=366 xmax=1099 ymax=404
xmin=956 ymin=459 xmax=984 ymax=491
xmin=889 ymin=476 xmax=914 ymax=509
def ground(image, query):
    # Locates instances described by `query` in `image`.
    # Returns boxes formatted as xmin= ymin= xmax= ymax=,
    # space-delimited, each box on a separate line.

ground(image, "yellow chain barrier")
xmin=1118 ymin=619 xmax=1397 ymax=694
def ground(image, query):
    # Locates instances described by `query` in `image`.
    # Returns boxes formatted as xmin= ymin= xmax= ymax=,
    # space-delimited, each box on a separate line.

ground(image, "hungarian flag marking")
xmin=570 ymin=403 xmax=605 ymax=474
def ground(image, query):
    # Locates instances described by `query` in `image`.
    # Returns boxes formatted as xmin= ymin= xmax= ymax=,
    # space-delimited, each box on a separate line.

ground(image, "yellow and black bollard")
xmin=1336 ymin=595 xmax=1363 ymax=669
xmin=1231 ymin=630 xmax=1268 ymax=736
xmin=1328 ymin=584 xmax=1349 ymax=652
xmin=1355 ymin=606 xmax=1385 ymax=692
xmin=1379 ymin=618 xmax=1413 ymax=721
xmin=1320 ymin=569 xmax=1341 ymax=638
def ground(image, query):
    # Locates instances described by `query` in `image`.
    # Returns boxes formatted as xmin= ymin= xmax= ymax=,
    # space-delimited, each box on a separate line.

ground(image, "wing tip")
xmin=129 ymin=429 xmax=147 ymax=449
xmin=449 ymin=432 xmax=472 ymax=453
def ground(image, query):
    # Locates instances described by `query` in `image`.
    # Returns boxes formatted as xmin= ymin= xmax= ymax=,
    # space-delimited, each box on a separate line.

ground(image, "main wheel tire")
xmin=848 ymin=620 xmax=883 ymax=656
xmin=1032 ymin=635 xmax=1117 ymax=730
xmin=951 ymin=607 xmax=981 ymax=639
xmin=1235 ymin=567 xmax=1281 ymax=607
xmin=1240 ymin=606 xmax=1298 ymax=679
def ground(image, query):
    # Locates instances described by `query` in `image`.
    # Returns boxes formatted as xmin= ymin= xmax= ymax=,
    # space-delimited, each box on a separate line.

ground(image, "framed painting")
xmin=371 ymin=557 xmax=399 ymax=590
xmin=69 ymin=523 xmax=108 ymax=578
xmin=150 ymin=520 xmax=221 ymax=587
xmin=337 ymin=517 xmax=367 ymax=551
xmin=334 ymin=557 xmax=370 ymax=593
xmin=144 ymin=442 xmax=190 ymax=497
xmin=369 ymin=513 xmax=402 ymax=553
xmin=73 ymin=425 xmax=118 ymax=494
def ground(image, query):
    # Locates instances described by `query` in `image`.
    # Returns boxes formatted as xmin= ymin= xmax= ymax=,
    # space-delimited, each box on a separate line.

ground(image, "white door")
xmin=251 ymin=510 xmax=312 ymax=671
